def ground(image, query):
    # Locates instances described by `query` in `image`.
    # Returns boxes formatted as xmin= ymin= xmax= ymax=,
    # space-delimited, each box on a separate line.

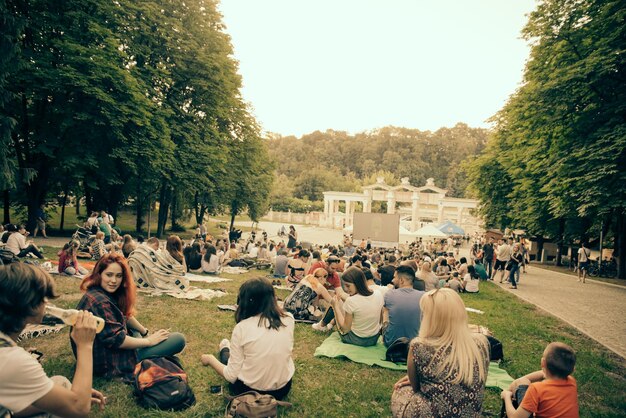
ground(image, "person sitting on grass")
xmin=286 ymin=249 xmax=310 ymax=286
xmin=6 ymin=224 xmax=44 ymax=260
xmin=74 ymin=253 xmax=186 ymax=379
xmin=183 ymin=241 xmax=202 ymax=272
xmin=463 ymin=265 xmax=480 ymax=293
xmin=326 ymin=266 xmax=384 ymax=347
xmin=166 ymin=235 xmax=186 ymax=271
xmin=283 ymin=268 xmax=334 ymax=322
xmin=382 ymin=265 xmax=424 ymax=348
xmin=416 ymin=261 xmax=438 ymax=291
xmin=90 ymin=231 xmax=107 ymax=260
xmin=0 ymin=263 xmax=106 ymax=417
xmin=201 ymin=277 xmax=295 ymax=400
xmin=121 ymin=234 xmax=137 ymax=259
xmin=58 ymin=240 xmax=89 ymax=276
xmin=391 ymin=288 xmax=490 ymax=417
xmin=502 ymin=342 xmax=578 ymax=418
xmin=201 ymin=244 xmax=222 ymax=275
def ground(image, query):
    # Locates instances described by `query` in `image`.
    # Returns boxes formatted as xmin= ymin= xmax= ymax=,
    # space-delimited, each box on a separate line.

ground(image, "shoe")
xmin=219 ymin=338 xmax=230 ymax=351
xmin=509 ymin=286 xmax=517 ymax=289
xmin=326 ymin=323 xmax=334 ymax=331
xmin=312 ymin=322 xmax=329 ymax=332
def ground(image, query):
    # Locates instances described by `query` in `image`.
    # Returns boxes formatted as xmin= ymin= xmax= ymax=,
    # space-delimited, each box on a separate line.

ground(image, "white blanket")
xmin=128 ymin=244 xmax=189 ymax=291
xmin=138 ymin=287 xmax=226 ymax=301
xmin=186 ymin=273 xmax=232 ymax=284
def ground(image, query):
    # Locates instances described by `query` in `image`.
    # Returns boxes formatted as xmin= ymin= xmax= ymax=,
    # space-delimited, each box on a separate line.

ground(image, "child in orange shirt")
xmin=501 ymin=342 xmax=579 ymax=418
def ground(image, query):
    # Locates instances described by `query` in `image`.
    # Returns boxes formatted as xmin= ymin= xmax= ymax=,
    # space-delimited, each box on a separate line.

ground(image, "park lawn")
xmin=25 ymin=269 xmax=626 ymax=418
xmin=1 ymin=207 xmax=247 ymax=240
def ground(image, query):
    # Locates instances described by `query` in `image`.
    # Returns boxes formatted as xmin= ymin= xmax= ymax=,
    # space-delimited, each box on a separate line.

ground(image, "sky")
xmin=218 ymin=0 xmax=537 ymax=137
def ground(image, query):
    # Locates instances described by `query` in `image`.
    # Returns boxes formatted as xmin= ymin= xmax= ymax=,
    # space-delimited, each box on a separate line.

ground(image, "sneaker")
xmin=219 ymin=338 xmax=230 ymax=351
xmin=311 ymin=322 xmax=328 ymax=332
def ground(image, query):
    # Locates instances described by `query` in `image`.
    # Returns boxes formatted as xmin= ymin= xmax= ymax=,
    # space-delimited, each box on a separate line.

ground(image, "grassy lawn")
xmin=20 ymin=262 xmax=626 ymax=417
xmin=1 ymin=207 xmax=249 ymax=240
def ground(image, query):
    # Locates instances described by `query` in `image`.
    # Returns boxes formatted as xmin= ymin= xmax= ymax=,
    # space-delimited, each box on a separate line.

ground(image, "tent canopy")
xmin=437 ymin=220 xmax=465 ymax=236
xmin=415 ymin=224 xmax=448 ymax=238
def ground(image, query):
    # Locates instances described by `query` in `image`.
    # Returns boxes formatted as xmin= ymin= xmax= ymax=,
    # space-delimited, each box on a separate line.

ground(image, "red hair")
xmin=80 ymin=253 xmax=137 ymax=317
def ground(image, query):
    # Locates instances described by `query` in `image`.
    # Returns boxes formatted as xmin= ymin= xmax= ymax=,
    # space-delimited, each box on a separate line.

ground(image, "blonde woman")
xmin=391 ymin=288 xmax=490 ymax=417
xmin=416 ymin=261 xmax=438 ymax=291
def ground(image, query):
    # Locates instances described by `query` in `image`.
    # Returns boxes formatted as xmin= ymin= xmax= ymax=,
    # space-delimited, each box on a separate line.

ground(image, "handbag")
xmin=225 ymin=391 xmax=292 ymax=418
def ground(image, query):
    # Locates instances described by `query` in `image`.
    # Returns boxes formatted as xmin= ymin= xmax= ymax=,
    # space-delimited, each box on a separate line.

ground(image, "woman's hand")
xmin=91 ymin=389 xmax=107 ymax=411
xmin=393 ymin=375 xmax=411 ymax=390
xmin=146 ymin=329 xmax=170 ymax=346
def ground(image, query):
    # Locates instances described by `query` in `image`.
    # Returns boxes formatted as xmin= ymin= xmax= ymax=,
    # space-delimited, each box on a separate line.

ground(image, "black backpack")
xmin=0 ymin=249 xmax=18 ymax=265
xmin=133 ymin=356 xmax=196 ymax=411
xmin=385 ymin=337 xmax=410 ymax=364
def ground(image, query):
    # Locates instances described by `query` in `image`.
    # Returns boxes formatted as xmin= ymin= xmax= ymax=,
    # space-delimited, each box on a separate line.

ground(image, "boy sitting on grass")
xmin=501 ymin=342 xmax=579 ymax=417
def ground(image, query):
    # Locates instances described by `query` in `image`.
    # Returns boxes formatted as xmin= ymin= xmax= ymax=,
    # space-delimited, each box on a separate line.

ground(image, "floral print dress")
xmin=391 ymin=334 xmax=490 ymax=417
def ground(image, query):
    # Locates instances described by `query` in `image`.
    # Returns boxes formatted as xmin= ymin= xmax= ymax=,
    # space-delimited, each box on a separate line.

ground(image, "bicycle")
xmin=588 ymin=258 xmax=617 ymax=278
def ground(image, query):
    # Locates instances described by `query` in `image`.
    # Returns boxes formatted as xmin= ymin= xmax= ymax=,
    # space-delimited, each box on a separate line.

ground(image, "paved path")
xmin=494 ymin=266 xmax=626 ymax=359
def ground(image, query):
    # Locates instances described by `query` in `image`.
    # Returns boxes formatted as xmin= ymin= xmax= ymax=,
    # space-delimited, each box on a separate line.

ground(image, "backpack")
xmin=0 ymin=249 xmax=18 ymax=265
xmin=225 ymin=391 xmax=292 ymax=418
xmin=133 ymin=356 xmax=196 ymax=411
xmin=385 ymin=337 xmax=410 ymax=364
xmin=487 ymin=335 xmax=504 ymax=361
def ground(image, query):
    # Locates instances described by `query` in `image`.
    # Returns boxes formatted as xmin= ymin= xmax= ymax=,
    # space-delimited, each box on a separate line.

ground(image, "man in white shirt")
xmin=6 ymin=225 xmax=44 ymax=259
xmin=577 ymin=242 xmax=591 ymax=283
xmin=492 ymin=238 xmax=511 ymax=283
xmin=0 ymin=263 xmax=105 ymax=417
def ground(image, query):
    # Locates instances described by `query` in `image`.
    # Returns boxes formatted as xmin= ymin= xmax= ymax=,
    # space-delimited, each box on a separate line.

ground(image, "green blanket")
xmin=314 ymin=332 xmax=406 ymax=371
xmin=313 ymin=333 xmax=515 ymax=390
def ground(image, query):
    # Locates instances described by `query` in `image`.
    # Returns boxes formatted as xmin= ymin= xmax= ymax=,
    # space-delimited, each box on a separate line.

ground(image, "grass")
xmin=1 ymin=207 xmax=250 ymax=240
xmin=22 ymin=264 xmax=626 ymax=417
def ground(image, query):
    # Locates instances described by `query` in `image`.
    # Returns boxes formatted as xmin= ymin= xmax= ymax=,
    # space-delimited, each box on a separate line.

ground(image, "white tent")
xmin=415 ymin=224 xmax=448 ymax=238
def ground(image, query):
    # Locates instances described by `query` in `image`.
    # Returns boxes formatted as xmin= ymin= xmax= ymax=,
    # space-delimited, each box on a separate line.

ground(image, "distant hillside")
xmin=265 ymin=123 xmax=489 ymax=211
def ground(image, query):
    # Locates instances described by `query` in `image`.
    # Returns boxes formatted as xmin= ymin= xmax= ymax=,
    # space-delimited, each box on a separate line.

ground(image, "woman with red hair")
xmin=74 ymin=253 xmax=186 ymax=379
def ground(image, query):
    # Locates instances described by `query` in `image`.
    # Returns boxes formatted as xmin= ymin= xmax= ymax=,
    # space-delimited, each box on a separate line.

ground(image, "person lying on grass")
xmin=501 ymin=342 xmax=579 ymax=418
xmin=74 ymin=253 xmax=186 ymax=380
xmin=201 ymin=277 xmax=295 ymax=400
xmin=0 ymin=263 xmax=106 ymax=417
xmin=321 ymin=267 xmax=384 ymax=347
xmin=391 ymin=288 xmax=490 ymax=417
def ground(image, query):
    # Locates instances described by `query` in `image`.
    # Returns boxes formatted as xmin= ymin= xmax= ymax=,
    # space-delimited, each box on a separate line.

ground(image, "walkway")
xmin=494 ymin=266 xmax=626 ymax=359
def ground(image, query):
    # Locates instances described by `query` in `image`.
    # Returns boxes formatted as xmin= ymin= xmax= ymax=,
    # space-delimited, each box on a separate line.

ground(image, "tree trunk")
xmin=2 ymin=190 xmax=9 ymax=224
xmin=230 ymin=211 xmax=236 ymax=231
xmin=170 ymin=191 xmax=178 ymax=228
xmin=156 ymin=182 xmax=171 ymax=238
xmin=75 ymin=191 xmax=80 ymax=215
xmin=535 ymin=235 xmax=544 ymax=262
xmin=616 ymin=211 xmax=625 ymax=280
xmin=84 ymin=187 xmax=93 ymax=215
xmin=59 ymin=185 xmax=68 ymax=231
xmin=135 ymin=181 xmax=144 ymax=234
xmin=555 ymin=218 xmax=565 ymax=266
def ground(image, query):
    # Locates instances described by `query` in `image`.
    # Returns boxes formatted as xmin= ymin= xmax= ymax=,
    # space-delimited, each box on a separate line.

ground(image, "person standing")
xmin=492 ymin=238 xmax=511 ymax=283
xmin=33 ymin=204 xmax=48 ymax=238
xmin=287 ymin=225 xmax=297 ymax=249
xmin=507 ymin=244 xmax=524 ymax=289
xmin=577 ymin=242 xmax=591 ymax=284
xmin=482 ymin=238 xmax=494 ymax=278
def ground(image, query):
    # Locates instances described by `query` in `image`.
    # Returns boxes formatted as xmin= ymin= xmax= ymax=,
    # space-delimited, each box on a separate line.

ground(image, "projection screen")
xmin=352 ymin=213 xmax=400 ymax=245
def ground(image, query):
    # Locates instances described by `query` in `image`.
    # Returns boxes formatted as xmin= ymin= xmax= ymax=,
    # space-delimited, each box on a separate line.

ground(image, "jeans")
xmin=509 ymin=264 xmax=519 ymax=287
xmin=134 ymin=331 xmax=186 ymax=360
xmin=18 ymin=244 xmax=44 ymax=259
xmin=339 ymin=330 xmax=379 ymax=347
xmin=483 ymin=258 xmax=493 ymax=278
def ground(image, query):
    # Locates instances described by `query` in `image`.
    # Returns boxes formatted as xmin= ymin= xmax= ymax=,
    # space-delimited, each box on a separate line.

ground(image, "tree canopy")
xmin=466 ymin=0 xmax=626 ymax=278
xmin=1 ymin=0 xmax=272 ymax=234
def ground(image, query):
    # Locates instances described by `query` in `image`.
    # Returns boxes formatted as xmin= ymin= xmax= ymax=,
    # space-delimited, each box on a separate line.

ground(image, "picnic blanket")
xmin=221 ymin=266 xmax=249 ymax=275
xmin=218 ymin=304 xmax=316 ymax=323
xmin=18 ymin=324 xmax=66 ymax=342
xmin=139 ymin=287 xmax=226 ymax=301
xmin=313 ymin=333 xmax=516 ymax=390
xmin=186 ymin=273 xmax=231 ymax=284
xmin=128 ymin=244 xmax=189 ymax=291
xmin=314 ymin=332 xmax=406 ymax=371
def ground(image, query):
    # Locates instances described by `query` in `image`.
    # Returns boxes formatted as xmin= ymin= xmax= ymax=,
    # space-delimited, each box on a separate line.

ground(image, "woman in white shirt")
xmin=201 ymin=278 xmax=295 ymax=399
xmin=463 ymin=266 xmax=480 ymax=293
xmin=201 ymin=244 xmax=221 ymax=274
xmin=330 ymin=267 xmax=384 ymax=347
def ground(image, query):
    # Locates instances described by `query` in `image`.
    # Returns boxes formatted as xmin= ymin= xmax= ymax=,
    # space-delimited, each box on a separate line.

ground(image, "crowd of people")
xmin=0 ymin=221 xmax=581 ymax=417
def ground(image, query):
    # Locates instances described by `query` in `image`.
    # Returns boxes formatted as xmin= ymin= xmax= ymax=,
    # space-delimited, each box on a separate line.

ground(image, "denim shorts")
xmin=339 ymin=330 xmax=379 ymax=347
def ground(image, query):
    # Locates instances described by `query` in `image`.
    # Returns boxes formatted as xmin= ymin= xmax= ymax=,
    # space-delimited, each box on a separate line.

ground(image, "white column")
xmin=438 ymin=202 xmax=444 ymax=223
xmin=457 ymin=207 xmax=463 ymax=225
xmin=411 ymin=197 xmax=419 ymax=232
xmin=345 ymin=201 xmax=352 ymax=227
xmin=386 ymin=191 xmax=396 ymax=214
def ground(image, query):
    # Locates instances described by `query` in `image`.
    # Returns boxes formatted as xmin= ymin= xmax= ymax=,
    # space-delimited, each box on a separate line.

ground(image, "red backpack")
xmin=133 ymin=356 xmax=196 ymax=411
